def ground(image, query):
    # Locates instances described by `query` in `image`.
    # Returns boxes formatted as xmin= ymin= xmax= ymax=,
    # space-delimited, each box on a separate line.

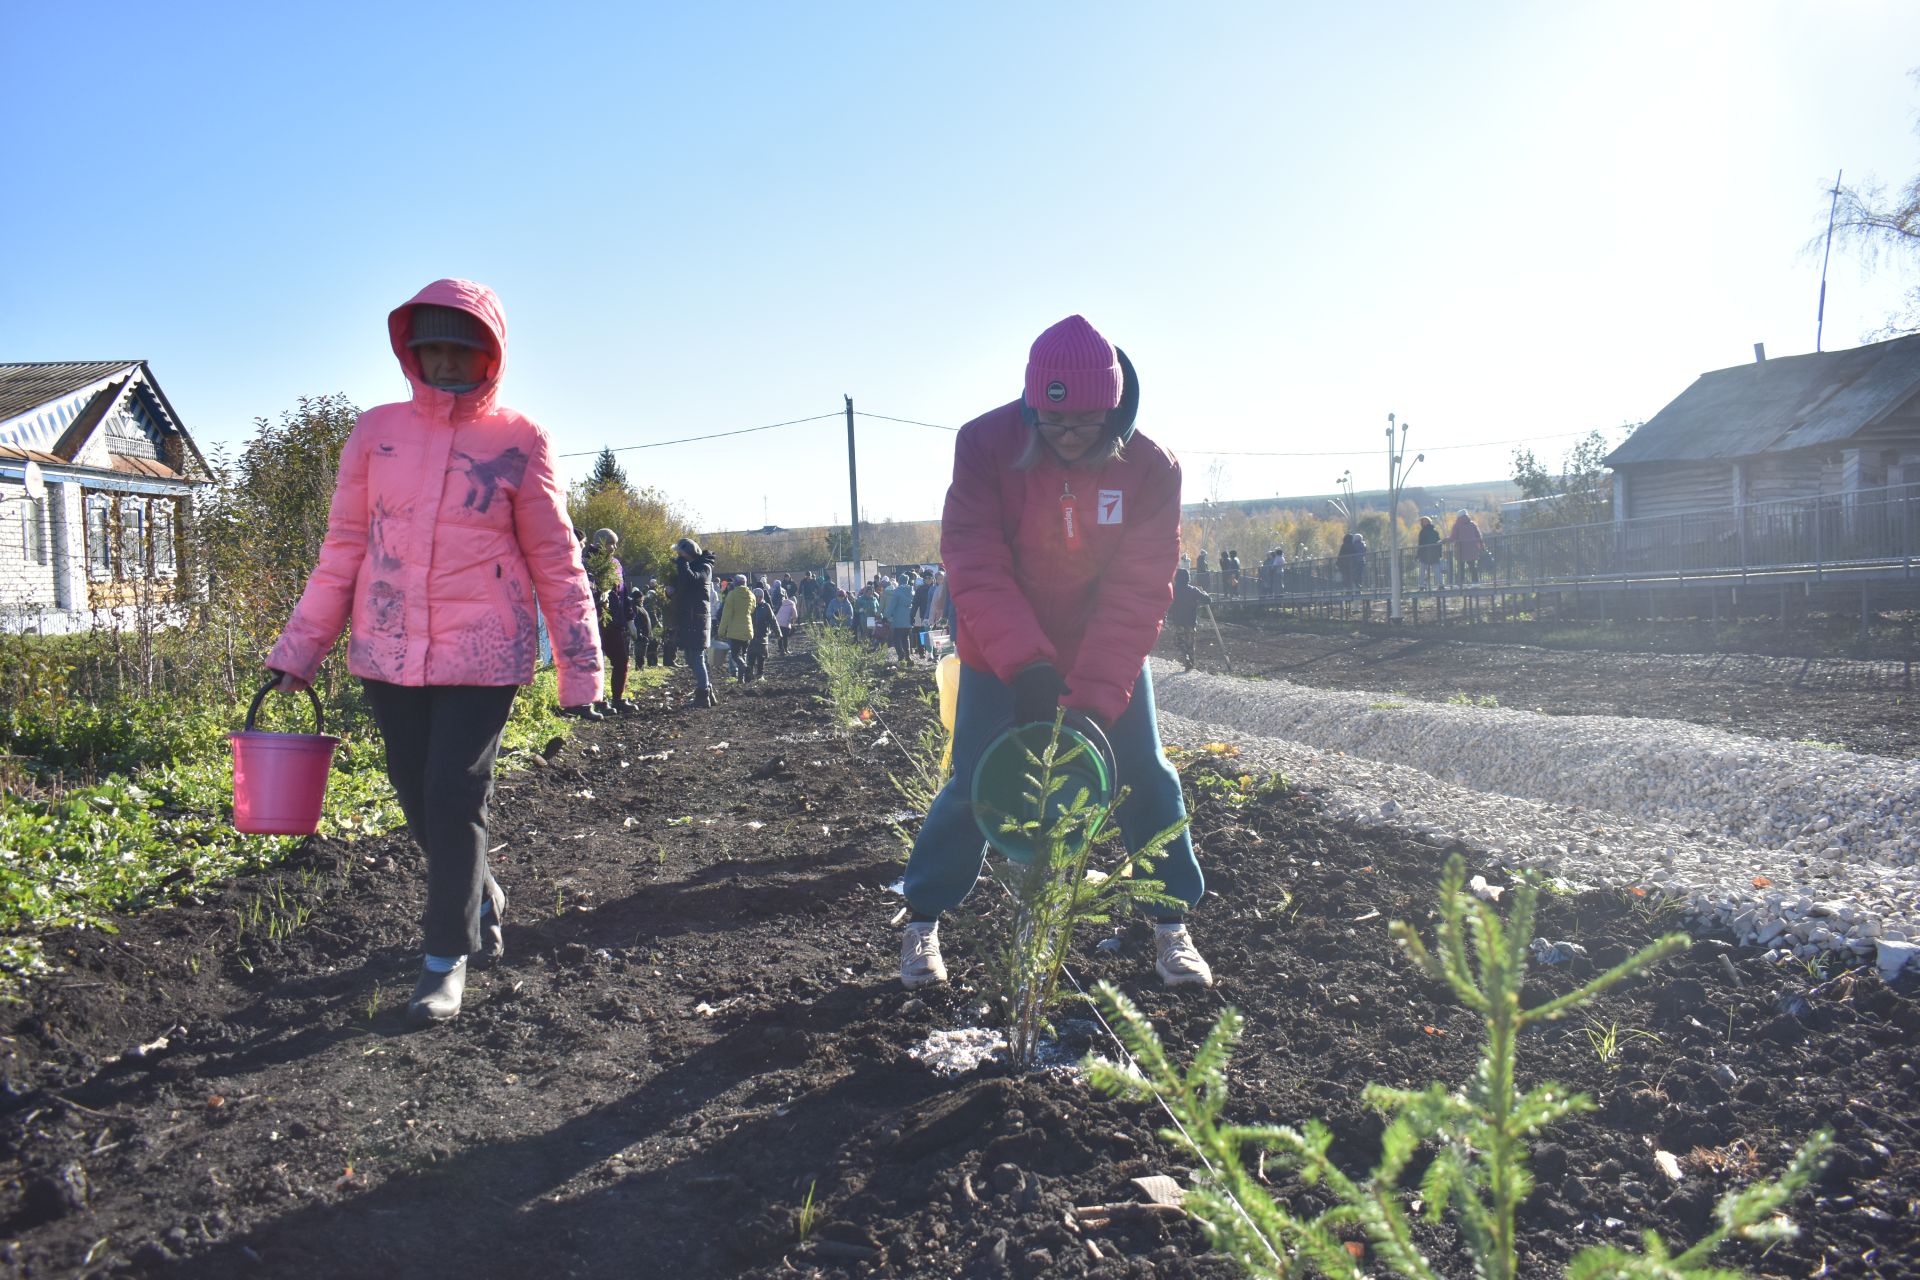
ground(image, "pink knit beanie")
xmin=1024 ymin=316 xmax=1122 ymax=413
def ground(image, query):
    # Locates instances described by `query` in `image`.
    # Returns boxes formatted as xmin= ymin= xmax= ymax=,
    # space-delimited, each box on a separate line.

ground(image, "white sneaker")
xmin=1154 ymin=923 xmax=1213 ymax=988
xmin=900 ymin=921 xmax=948 ymax=989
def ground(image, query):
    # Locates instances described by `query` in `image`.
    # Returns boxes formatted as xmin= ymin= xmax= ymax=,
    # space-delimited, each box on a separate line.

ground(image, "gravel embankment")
xmin=1150 ymin=660 xmax=1920 ymax=975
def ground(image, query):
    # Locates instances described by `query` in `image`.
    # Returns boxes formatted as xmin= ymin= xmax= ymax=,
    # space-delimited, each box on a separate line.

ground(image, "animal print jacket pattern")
xmin=269 ymin=279 xmax=604 ymax=707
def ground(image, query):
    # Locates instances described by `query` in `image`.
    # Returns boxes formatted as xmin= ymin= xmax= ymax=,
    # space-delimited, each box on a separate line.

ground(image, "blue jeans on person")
xmin=685 ymin=642 xmax=711 ymax=691
xmin=903 ymin=662 xmax=1203 ymax=918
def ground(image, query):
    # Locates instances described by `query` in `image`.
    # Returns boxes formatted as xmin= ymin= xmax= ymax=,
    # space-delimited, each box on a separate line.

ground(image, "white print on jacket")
xmin=1097 ymin=490 xmax=1125 ymax=525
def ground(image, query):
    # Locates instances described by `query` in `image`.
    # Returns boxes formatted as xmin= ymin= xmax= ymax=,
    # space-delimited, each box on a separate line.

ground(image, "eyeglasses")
xmin=1035 ymin=415 xmax=1108 ymax=437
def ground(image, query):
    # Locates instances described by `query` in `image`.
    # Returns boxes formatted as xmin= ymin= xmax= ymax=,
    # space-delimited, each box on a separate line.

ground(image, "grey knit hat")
xmin=408 ymin=304 xmax=492 ymax=350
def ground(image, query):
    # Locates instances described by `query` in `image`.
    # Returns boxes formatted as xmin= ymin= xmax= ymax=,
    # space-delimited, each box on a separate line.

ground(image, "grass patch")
xmin=0 ymin=657 xmax=572 ymax=980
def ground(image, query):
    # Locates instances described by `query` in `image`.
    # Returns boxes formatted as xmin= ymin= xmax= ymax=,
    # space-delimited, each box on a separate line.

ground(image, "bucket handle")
xmin=245 ymin=675 xmax=326 ymax=735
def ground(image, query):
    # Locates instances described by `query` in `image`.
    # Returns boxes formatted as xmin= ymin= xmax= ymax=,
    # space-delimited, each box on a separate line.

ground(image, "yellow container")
xmin=936 ymin=654 xmax=961 ymax=772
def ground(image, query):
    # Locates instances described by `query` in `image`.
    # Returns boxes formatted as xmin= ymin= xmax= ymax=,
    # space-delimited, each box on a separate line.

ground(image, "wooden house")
xmin=1606 ymin=335 xmax=1920 ymax=521
xmin=0 ymin=361 xmax=211 ymax=632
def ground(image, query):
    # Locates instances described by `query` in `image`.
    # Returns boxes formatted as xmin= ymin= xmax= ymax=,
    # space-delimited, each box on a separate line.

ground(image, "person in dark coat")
xmin=747 ymin=587 xmax=778 ymax=680
xmin=1167 ymin=567 xmax=1211 ymax=670
xmin=1416 ymin=516 xmax=1443 ymax=589
xmin=586 ymin=529 xmax=633 ymax=715
xmin=628 ymin=582 xmax=657 ymax=667
xmin=1337 ymin=531 xmax=1368 ymax=591
xmin=672 ymin=537 xmax=718 ymax=706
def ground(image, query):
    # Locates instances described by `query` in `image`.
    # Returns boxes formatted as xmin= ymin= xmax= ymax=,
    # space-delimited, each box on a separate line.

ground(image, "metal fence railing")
xmin=1191 ymin=482 xmax=1920 ymax=602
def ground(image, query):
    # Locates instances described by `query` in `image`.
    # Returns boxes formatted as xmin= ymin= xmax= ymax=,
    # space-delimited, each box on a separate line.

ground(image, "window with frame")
xmin=151 ymin=500 xmax=177 ymax=575
xmin=86 ymin=494 xmax=113 ymax=578
xmin=119 ymin=497 xmax=146 ymax=578
xmin=21 ymin=497 xmax=48 ymax=565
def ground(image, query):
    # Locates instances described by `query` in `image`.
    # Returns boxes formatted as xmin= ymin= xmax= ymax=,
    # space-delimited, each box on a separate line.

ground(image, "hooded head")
xmin=1174 ymin=567 xmax=1191 ymax=590
xmin=389 ymin=279 xmax=507 ymax=415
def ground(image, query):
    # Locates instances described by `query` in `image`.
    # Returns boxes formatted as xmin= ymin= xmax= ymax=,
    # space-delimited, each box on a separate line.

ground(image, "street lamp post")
xmin=1384 ymin=414 xmax=1423 ymax=623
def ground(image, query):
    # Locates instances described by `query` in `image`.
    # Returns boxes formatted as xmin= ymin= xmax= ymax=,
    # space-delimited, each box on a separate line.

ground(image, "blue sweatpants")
xmin=902 ymin=662 xmax=1203 ymax=917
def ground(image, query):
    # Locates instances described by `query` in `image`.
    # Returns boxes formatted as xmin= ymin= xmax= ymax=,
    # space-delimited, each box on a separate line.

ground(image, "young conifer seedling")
xmin=981 ymin=712 xmax=1184 ymax=1070
xmin=1086 ymin=854 xmax=1832 ymax=1279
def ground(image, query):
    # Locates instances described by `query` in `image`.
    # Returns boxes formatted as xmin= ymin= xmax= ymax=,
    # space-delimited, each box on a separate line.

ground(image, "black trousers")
xmin=604 ymin=636 xmax=630 ymax=700
xmin=363 ymin=680 xmax=518 ymax=958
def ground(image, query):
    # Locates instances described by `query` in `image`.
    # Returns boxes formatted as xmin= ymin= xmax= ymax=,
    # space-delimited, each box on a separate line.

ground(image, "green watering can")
xmin=971 ymin=710 xmax=1118 ymax=864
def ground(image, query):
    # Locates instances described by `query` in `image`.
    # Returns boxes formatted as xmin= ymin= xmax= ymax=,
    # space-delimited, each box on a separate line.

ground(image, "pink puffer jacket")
xmin=941 ymin=401 xmax=1181 ymax=726
xmin=268 ymin=279 xmax=603 ymax=707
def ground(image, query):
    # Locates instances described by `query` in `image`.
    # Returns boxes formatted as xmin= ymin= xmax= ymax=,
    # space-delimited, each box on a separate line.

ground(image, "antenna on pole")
xmin=1817 ymin=168 xmax=1843 ymax=352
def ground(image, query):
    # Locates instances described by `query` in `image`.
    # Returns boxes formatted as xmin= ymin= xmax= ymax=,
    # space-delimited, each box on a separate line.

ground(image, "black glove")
xmin=1011 ymin=662 xmax=1070 ymax=726
xmin=697 ymin=550 xmax=716 ymax=566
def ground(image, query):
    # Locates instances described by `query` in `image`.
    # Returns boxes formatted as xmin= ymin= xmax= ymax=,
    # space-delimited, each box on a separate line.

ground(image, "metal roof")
xmin=0 ymin=361 xmax=139 ymax=425
xmin=1606 ymin=334 xmax=1920 ymax=467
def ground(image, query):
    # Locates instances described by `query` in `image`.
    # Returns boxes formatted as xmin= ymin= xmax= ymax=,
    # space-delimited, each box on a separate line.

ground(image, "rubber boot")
xmin=407 ymin=960 xmax=467 ymax=1026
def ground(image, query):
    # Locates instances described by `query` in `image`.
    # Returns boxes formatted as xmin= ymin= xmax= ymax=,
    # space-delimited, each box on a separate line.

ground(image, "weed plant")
xmin=1087 ymin=855 xmax=1832 ymax=1280
xmin=982 ymin=714 xmax=1183 ymax=1069
xmin=886 ymin=684 xmax=953 ymax=852
xmin=810 ymin=624 xmax=889 ymax=745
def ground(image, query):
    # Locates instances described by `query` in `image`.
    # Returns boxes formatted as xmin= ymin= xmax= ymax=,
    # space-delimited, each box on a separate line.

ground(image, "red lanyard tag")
xmin=1060 ymin=486 xmax=1080 ymax=548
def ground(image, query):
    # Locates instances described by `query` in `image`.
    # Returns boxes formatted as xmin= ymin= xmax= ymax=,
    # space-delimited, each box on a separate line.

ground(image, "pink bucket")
xmin=230 ymin=678 xmax=341 ymax=835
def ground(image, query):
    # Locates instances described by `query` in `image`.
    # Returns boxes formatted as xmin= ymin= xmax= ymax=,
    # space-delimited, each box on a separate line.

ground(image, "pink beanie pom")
xmin=1025 ymin=315 xmax=1122 ymax=413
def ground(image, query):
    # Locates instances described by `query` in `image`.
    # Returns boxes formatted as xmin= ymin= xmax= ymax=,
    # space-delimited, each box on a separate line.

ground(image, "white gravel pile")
xmin=1149 ymin=661 xmax=1920 ymax=976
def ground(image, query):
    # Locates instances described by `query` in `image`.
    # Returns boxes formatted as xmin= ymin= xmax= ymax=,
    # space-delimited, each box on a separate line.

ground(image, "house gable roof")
xmin=0 ymin=360 xmax=209 ymax=482
xmin=1606 ymin=334 xmax=1920 ymax=467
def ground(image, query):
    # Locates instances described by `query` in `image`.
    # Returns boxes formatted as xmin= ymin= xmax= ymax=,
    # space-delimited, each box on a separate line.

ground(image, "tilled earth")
xmin=1164 ymin=620 xmax=1920 ymax=759
xmin=2 ymin=638 xmax=1916 ymax=1278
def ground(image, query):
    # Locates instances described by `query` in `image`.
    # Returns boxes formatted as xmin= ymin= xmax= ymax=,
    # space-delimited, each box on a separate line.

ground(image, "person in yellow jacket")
xmin=717 ymin=572 xmax=756 ymax=682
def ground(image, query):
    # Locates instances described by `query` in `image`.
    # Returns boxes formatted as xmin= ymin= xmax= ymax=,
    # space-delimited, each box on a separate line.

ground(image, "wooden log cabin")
xmin=1605 ymin=336 xmax=1920 ymax=571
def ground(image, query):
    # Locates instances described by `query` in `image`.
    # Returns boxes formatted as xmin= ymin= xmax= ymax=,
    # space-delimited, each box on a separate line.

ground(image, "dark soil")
xmin=3 ymin=636 xmax=1916 ymax=1279
xmin=1164 ymin=620 xmax=1920 ymax=759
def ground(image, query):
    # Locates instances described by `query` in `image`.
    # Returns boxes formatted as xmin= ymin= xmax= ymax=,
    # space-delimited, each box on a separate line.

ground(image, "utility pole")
xmin=1817 ymin=169 xmax=1843 ymax=353
xmin=1384 ymin=414 xmax=1423 ymax=623
xmin=844 ymin=395 xmax=862 ymax=579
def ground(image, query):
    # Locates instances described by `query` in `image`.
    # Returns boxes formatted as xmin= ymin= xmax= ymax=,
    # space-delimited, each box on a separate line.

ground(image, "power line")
xmin=1181 ymin=428 xmax=1606 ymax=459
xmin=853 ymin=411 xmax=959 ymax=432
xmin=560 ymin=407 xmax=1611 ymax=463
xmin=556 ymin=412 xmax=841 ymax=458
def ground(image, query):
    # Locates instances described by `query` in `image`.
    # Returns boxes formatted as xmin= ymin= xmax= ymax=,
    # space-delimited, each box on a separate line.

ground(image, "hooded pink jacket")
xmin=941 ymin=402 xmax=1181 ymax=725
xmin=268 ymin=280 xmax=603 ymax=707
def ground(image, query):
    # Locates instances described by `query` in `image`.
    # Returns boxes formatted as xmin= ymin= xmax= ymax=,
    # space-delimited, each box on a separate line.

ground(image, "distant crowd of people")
xmin=1178 ymin=508 xmax=1493 ymax=599
xmin=570 ymin=534 xmax=838 ymax=716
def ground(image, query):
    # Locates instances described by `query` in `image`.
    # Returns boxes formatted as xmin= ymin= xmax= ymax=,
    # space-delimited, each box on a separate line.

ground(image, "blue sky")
xmin=6 ymin=2 xmax=1919 ymax=531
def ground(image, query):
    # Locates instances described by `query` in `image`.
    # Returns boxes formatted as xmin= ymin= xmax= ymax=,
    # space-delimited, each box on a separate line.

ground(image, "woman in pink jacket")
xmin=268 ymin=279 xmax=602 ymax=1026
xmin=898 ymin=315 xmax=1211 ymax=992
